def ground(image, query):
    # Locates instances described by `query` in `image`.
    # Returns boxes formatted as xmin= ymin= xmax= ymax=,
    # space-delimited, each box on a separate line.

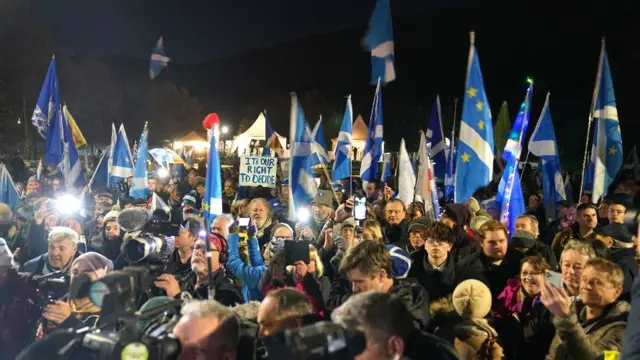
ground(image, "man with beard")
xmin=173 ymin=232 xmax=242 ymax=306
xmin=299 ymin=191 xmax=333 ymax=243
xmin=249 ymin=198 xmax=274 ymax=247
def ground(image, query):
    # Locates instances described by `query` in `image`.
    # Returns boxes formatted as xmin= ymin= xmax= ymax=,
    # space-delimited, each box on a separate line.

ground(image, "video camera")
xmin=27 ymin=271 xmax=70 ymax=310
xmin=263 ymin=321 xmax=366 ymax=360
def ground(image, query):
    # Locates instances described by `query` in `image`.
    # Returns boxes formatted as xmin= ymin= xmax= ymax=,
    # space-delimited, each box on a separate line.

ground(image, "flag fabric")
xmin=332 ymin=96 xmax=353 ymax=182
xmin=203 ymin=120 xmax=223 ymax=225
xmin=263 ymin=112 xmax=284 ymax=157
xmin=426 ymin=96 xmax=447 ymax=180
xmin=87 ymin=146 xmax=110 ymax=192
xmin=148 ymin=148 xmax=188 ymax=167
xmin=364 ymin=0 xmax=395 ymax=84
xmin=149 ymin=37 xmax=170 ymax=80
xmin=444 ymin=127 xmax=456 ymax=201
xmin=151 ymin=192 xmax=170 ymax=213
xmin=454 ymin=35 xmax=495 ymax=203
xmin=397 ymin=138 xmax=416 ymax=206
xmin=588 ymin=40 xmax=623 ymax=203
xmin=31 ymin=57 xmax=60 ymax=140
xmin=416 ymin=131 xmax=439 ymax=218
xmin=380 ymin=153 xmax=393 ymax=183
xmin=528 ymin=92 xmax=566 ymax=222
xmin=288 ymin=94 xmax=318 ymax=221
xmin=109 ymin=124 xmax=134 ymax=185
xmin=310 ymin=117 xmax=330 ymax=166
xmin=0 ymin=165 xmax=21 ymax=209
xmin=132 ymin=141 xmax=139 ymax=165
xmin=360 ymin=80 xmax=384 ymax=186
xmin=108 ymin=123 xmax=117 ymax=174
xmin=494 ymin=101 xmax=511 ymax=164
xmin=497 ymin=85 xmax=533 ymax=236
xmin=130 ymin=123 xmax=150 ymax=200
xmin=63 ymin=105 xmax=87 ymax=148
xmin=36 ymin=159 xmax=43 ymax=181
xmin=59 ymin=107 xmax=84 ymax=188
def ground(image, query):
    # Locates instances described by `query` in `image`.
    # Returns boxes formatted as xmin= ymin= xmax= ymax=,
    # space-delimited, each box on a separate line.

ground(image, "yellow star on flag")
xmin=467 ymin=87 xmax=477 ymax=98
xmin=476 ymin=101 xmax=484 ymax=111
xmin=609 ymin=146 xmax=617 ymax=155
xmin=461 ymin=152 xmax=471 ymax=162
xmin=477 ymin=120 xmax=485 ymax=130
xmin=203 ymin=202 xmax=210 ymax=211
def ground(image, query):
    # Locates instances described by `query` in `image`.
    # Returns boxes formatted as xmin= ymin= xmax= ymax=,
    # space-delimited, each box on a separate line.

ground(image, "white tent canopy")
xmin=233 ymin=112 xmax=288 ymax=155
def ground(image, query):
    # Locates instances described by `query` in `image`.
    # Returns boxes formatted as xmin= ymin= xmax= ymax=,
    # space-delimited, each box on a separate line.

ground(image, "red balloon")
xmin=202 ymin=113 xmax=220 ymax=129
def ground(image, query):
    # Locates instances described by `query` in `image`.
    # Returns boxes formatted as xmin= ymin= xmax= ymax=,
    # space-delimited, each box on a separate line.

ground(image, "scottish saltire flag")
xmin=360 ymin=80 xmax=384 ymax=186
xmin=288 ymin=94 xmax=318 ymax=221
xmin=381 ymin=153 xmax=393 ymax=183
xmin=454 ymin=34 xmax=494 ymax=202
xmin=149 ymin=148 xmax=188 ymax=167
xmin=87 ymin=146 xmax=110 ymax=192
xmin=444 ymin=128 xmax=456 ymax=201
xmin=149 ymin=37 xmax=170 ymax=80
xmin=130 ymin=123 xmax=149 ymax=200
xmin=203 ymin=119 xmax=223 ymax=225
xmin=31 ymin=57 xmax=59 ymax=140
xmin=397 ymin=138 xmax=416 ymax=206
xmin=497 ymin=85 xmax=533 ymax=236
xmin=364 ymin=0 xmax=395 ymax=84
xmin=588 ymin=40 xmax=623 ymax=203
xmin=59 ymin=107 xmax=84 ymax=188
xmin=529 ymin=92 xmax=566 ymax=222
xmin=332 ymin=96 xmax=353 ymax=182
xmin=0 ymin=165 xmax=21 ymax=209
xmin=132 ymin=141 xmax=139 ymax=165
xmin=310 ymin=117 xmax=330 ymax=166
xmin=426 ymin=96 xmax=447 ymax=180
xmin=263 ymin=112 xmax=283 ymax=157
xmin=109 ymin=124 xmax=134 ymax=185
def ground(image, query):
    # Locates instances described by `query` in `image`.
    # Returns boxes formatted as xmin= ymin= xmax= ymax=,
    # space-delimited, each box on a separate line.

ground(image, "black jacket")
xmin=609 ymin=247 xmax=638 ymax=302
xmin=183 ymin=268 xmax=243 ymax=306
xmin=456 ymin=248 xmax=523 ymax=302
xmin=164 ymin=249 xmax=193 ymax=287
xmin=511 ymin=235 xmax=559 ymax=270
xmin=389 ymin=279 xmax=431 ymax=330
xmin=408 ymin=249 xmax=456 ymax=303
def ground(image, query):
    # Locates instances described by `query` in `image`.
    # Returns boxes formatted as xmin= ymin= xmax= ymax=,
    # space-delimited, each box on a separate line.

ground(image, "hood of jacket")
xmin=390 ymin=279 xmax=431 ymax=330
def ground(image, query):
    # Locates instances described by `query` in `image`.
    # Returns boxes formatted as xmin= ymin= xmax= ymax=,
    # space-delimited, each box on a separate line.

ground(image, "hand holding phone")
xmin=354 ymin=197 xmax=367 ymax=220
xmin=545 ymin=270 xmax=564 ymax=289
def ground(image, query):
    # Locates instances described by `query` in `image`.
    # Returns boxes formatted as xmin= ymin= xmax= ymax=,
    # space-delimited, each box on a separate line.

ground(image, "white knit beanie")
xmin=452 ymin=279 xmax=492 ymax=320
xmin=0 ymin=238 xmax=13 ymax=267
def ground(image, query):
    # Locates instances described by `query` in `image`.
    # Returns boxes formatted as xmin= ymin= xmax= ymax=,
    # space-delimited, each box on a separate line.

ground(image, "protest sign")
xmin=239 ymin=156 xmax=278 ymax=188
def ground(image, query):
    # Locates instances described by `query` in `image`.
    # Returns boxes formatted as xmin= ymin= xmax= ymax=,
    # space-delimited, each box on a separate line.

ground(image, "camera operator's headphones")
xmin=208 ymin=232 xmax=229 ymax=264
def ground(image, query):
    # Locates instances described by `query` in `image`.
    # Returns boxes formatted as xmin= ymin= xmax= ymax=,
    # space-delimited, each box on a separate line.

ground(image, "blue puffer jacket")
xmin=226 ymin=233 xmax=267 ymax=302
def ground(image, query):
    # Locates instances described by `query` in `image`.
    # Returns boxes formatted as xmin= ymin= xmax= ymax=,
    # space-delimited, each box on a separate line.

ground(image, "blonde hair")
xmin=362 ymin=220 xmax=384 ymax=243
xmin=586 ymin=257 xmax=624 ymax=289
xmin=286 ymin=244 xmax=325 ymax=278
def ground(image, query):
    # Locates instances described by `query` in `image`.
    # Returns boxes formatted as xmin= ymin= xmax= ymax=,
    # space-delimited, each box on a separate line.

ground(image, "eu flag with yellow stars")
xmin=454 ymin=32 xmax=494 ymax=203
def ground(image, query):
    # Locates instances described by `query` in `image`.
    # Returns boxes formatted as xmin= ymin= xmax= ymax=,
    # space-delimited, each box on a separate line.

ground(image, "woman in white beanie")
xmin=452 ymin=279 xmax=504 ymax=360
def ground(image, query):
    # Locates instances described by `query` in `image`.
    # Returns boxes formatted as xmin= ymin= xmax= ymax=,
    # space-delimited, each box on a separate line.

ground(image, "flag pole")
xmin=347 ymin=94 xmax=353 ymax=198
xmin=579 ymin=37 xmax=605 ymax=202
xmin=520 ymin=151 xmax=530 ymax=180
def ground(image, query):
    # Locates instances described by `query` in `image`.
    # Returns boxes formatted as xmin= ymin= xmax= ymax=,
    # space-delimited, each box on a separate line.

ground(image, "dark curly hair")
xmin=425 ymin=222 xmax=454 ymax=244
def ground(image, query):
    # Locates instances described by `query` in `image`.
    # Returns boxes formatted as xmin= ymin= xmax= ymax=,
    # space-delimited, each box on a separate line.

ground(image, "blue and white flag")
xmin=87 ymin=146 xmax=110 ymax=192
xmin=288 ymin=94 xmax=318 ymax=221
xmin=203 ymin=120 xmax=223 ymax=225
xmin=310 ymin=117 xmax=330 ymax=166
xmin=454 ymin=34 xmax=494 ymax=202
xmin=444 ymin=128 xmax=456 ymax=201
xmin=0 ymin=165 xmax=21 ymax=209
xmin=31 ymin=57 xmax=60 ymax=140
xmin=529 ymin=92 xmax=566 ymax=222
xmin=151 ymin=192 xmax=170 ymax=213
xmin=497 ymin=85 xmax=533 ymax=236
xmin=130 ymin=123 xmax=150 ymax=200
xmin=397 ymin=139 xmax=416 ymax=206
xmin=332 ymin=96 xmax=353 ymax=182
xmin=109 ymin=124 xmax=134 ymax=185
xmin=360 ymin=80 xmax=384 ymax=186
xmin=588 ymin=40 xmax=623 ymax=203
xmin=364 ymin=0 xmax=395 ymax=84
xmin=426 ymin=96 xmax=447 ymax=180
xmin=149 ymin=37 xmax=170 ymax=80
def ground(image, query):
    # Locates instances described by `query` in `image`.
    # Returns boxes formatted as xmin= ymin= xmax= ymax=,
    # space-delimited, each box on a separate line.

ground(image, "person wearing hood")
xmin=97 ymin=211 xmax=124 ymax=262
xmin=336 ymin=240 xmax=430 ymax=329
xmin=383 ymin=198 xmax=410 ymax=247
xmin=299 ymin=190 xmax=334 ymax=245
xmin=594 ymin=223 xmax=637 ymax=302
xmin=441 ymin=203 xmax=480 ymax=262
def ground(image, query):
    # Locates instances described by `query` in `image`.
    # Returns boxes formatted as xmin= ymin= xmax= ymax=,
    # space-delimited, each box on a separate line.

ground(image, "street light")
xmin=221 ymin=125 xmax=229 ymax=134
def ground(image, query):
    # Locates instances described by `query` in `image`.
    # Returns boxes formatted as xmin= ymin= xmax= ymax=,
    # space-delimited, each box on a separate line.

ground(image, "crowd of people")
xmin=1 ymin=157 xmax=640 ymax=360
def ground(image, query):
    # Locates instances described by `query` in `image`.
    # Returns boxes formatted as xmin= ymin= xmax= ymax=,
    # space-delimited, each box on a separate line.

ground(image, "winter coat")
xmin=453 ymin=319 xmax=504 ymax=360
xmin=494 ymin=278 xmax=555 ymax=360
xmin=227 ymin=233 xmax=267 ymax=302
xmin=408 ymin=249 xmax=455 ymax=303
xmin=546 ymin=301 xmax=630 ymax=360
xmin=608 ymin=247 xmax=638 ymax=302
xmin=455 ymin=248 xmax=523 ymax=303
xmin=551 ymin=223 xmax=597 ymax=260
xmin=20 ymin=252 xmax=78 ymax=277
xmin=18 ymin=220 xmax=49 ymax=264
xmin=0 ymin=269 xmax=39 ymax=360
xmin=182 ymin=268 xmax=244 ymax=306
xmin=389 ymin=279 xmax=431 ymax=330
xmin=511 ymin=235 xmax=559 ymax=270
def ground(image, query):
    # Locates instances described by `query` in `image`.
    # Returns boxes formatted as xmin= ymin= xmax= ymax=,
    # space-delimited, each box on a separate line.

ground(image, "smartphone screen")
xmin=545 ymin=270 xmax=563 ymax=289
xmin=239 ymin=217 xmax=250 ymax=233
xmin=354 ymin=197 xmax=366 ymax=220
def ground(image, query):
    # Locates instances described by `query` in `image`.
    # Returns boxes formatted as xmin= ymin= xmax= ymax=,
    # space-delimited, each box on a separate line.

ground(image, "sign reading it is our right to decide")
xmin=239 ymin=156 xmax=278 ymax=188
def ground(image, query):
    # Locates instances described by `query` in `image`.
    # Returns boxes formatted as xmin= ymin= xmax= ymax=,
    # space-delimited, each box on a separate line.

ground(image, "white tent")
xmin=233 ymin=112 xmax=288 ymax=155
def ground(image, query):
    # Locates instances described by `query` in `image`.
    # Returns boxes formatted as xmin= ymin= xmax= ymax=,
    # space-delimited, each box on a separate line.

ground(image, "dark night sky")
xmin=31 ymin=0 xmax=640 ymax=170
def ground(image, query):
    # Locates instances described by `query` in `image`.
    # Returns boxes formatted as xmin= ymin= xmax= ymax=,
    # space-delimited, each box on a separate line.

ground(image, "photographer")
xmin=0 ymin=239 xmax=39 ymax=360
xmin=21 ymin=227 xmax=79 ymax=276
xmin=36 ymin=252 xmax=113 ymax=339
xmin=162 ymin=216 xmax=202 ymax=288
